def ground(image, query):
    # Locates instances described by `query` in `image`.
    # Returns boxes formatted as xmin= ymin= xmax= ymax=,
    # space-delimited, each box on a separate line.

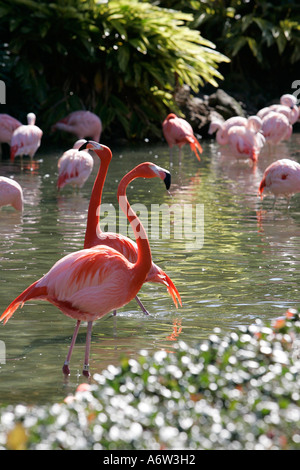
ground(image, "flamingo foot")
xmin=82 ymin=364 xmax=90 ymax=378
xmin=62 ymin=361 xmax=70 ymax=376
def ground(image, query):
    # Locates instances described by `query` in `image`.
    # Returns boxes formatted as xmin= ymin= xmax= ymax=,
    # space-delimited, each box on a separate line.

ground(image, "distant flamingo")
xmin=0 ymin=114 xmax=22 ymax=153
xmin=208 ymin=116 xmax=248 ymax=136
xmin=57 ymin=139 xmax=94 ymax=190
xmin=210 ymin=116 xmax=265 ymax=162
xmin=162 ymin=113 xmax=202 ymax=162
xmin=261 ymin=112 xmax=292 ymax=145
xmin=257 ymin=94 xmax=299 ymax=125
xmin=10 ymin=113 xmax=43 ymax=165
xmin=80 ymin=140 xmax=181 ymax=314
xmin=259 ymin=158 xmax=300 ymax=206
xmin=52 ymin=111 xmax=102 ymax=142
xmin=0 ymin=159 xmax=171 ymax=377
xmin=0 ymin=176 xmax=23 ymax=211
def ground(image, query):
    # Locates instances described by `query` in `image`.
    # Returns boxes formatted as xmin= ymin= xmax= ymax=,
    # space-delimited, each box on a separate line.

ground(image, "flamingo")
xmin=57 ymin=139 xmax=94 ymax=190
xmin=259 ymin=158 xmax=300 ymax=207
xmin=261 ymin=112 xmax=292 ymax=145
xmin=208 ymin=116 xmax=248 ymax=136
xmin=52 ymin=111 xmax=102 ymax=142
xmin=0 ymin=159 xmax=171 ymax=377
xmin=162 ymin=113 xmax=202 ymax=162
xmin=0 ymin=114 xmax=22 ymax=153
xmin=10 ymin=113 xmax=43 ymax=165
xmin=0 ymin=176 xmax=23 ymax=211
xmin=210 ymin=116 xmax=265 ymax=162
xmin=257 ymin=94 xmax=299 ymax=125
xmin=79 ymin=140 xmax=181 ymax=315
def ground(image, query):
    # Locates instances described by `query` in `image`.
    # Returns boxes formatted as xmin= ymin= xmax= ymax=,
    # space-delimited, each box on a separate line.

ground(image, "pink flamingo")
xmin=210 ymin=116 xmax=265 ymax=162
xmin=0 ymin=159 xmax=171 ymax=377
xmin=10 ymin=113 xmax=43 ymax=165
xmin=208 ymin=116 xmax=249 ymax=136
xmin=0 ymin=114 xmax=22 ymax=154
xmin=261 ymin=112 xmax=292 ymax=145
xmin=80 ymin=140 xmax=181 ymax=315
xmin=57 ymin=139 xmax=94 ymax=190
xmin=52 ymin=111 xmax=102 ymax=142
xmin=259 ymin=158 xmax=300 ymax=206
xmin=0 ymin=176 xmax=23 ymax=211
xmin=257 ymin=94 xmax=299 ymax=125
xmin=162 ymin=113 xmax=202 ymax=162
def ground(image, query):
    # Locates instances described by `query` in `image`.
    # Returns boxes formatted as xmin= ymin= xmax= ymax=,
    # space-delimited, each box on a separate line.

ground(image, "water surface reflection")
xmin=0 ymin=134 xmax=300 ymax=404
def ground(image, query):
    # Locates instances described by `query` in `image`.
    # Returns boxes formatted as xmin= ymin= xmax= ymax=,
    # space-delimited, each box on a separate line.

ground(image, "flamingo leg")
xmin=83 ymin=321 xmax=93 ymax=377
xmin=169 ymin=147 xmax=173 ymax=168
xmin=63 ymin=319 xmax=81 ymax=375
xmin=135 ymin=295 xmax=150 ymax=315
xmin=179 ymin=147 xmax=182 ymax=165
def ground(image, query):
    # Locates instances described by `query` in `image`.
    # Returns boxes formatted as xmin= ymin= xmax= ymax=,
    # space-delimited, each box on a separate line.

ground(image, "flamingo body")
xmin=226 ymin=124 xmax=265 ymax=162
xmin=162 ymin=113 xmax=202 ymax=161
xmin=52 ymin=111 xmax=102 ymax=142
xmin=10 ymin=113 xmax=43 ymax=161
xmin=261 ymin=112 xmax=292 ymax=145
xmin=0 ymin=114 xmax=22 ymax=145
xmin=210 ymin=116 xmax=265 ymax=162
xmin=0 ymin=176 xmax=23 ymax=211
xmin=57 ymin=139 xmax=94 ymax=190
xmin=259 ymin=159 xmax=300 ymax=198
xmin=0 ymin=246 xmax=145 ymax=325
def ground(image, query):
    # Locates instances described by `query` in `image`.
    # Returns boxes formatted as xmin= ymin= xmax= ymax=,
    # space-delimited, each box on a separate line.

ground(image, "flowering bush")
xmin=1 ymin=310 xmax=300 ymax=450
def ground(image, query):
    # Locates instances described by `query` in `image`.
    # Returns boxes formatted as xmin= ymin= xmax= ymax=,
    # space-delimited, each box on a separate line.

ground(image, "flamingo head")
xmin=129 ymin=162 xmax=171 ymax=190
xmin=73 ymin=139 xmax=89 ymax=150
xmin=280 ymin=94 xmax=297 ymax=108
xmin=208 ymin=120 xmax=223 ymax=135
xmin=247 ymin=116 xmax=262 ymax=132
xmin=27 ymin=113 xmax=36 ymax=125
xmin=79 ymin=140 xmax=112 ymax=163
xmin=164 ymin=113 xmax=177 ymax=122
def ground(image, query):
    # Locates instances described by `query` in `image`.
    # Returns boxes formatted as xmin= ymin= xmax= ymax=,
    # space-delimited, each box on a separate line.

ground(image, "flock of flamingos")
xmin=0 ymin=91 xmax=299 ymax=377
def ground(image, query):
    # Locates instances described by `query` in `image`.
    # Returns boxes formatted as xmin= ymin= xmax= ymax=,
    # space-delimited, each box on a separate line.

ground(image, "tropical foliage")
xmin=0 ymin=0 xmax=228 ymax=140
xmin=156 ymin=0 xmax=300 ymax=99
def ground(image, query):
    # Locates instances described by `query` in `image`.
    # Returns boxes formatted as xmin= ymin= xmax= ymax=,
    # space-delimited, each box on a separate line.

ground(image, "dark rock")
xmin=208 ymin=89 xmax=245 ymax=119
xmin=174 ymin=86 xmax=247 ymax=138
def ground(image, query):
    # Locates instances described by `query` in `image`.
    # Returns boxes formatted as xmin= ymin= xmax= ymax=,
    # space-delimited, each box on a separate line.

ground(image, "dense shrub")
xmin=156 ymin=0 xmax=300 ymax=105
xmin=1 ymin=311 xmax=300 ymax=450
xmin=0 ymin=0 xmax=228 ymax=140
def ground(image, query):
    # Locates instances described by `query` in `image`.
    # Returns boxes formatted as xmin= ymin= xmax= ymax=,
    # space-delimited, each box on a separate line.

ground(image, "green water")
xmin=1 ymin=134 xmax=300 ymax=405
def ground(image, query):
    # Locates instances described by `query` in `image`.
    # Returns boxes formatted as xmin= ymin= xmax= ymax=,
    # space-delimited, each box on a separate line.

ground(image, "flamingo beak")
xmin=164 ymin=171 xmax=171 ymax=190
xmin=79 ymin=140 xmax=102 ymax=151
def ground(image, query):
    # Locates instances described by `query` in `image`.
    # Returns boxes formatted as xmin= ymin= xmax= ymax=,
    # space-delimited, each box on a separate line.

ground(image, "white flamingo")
xmin=57 ymin=140 xmax=94 ymax=190
xmin=0 ymin=176 xmax=23 ymax=211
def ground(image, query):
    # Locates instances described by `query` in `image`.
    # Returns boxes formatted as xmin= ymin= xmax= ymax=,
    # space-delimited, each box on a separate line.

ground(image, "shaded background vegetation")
xmin=0 ymin=0 xmax=299 ymax=141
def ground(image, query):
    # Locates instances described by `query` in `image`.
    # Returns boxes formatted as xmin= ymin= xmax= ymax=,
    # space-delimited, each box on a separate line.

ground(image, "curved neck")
xmin=84 ymin=151 xmax=111 ymax=248
xmin=117 ymin=169 xmax=152 ymax=279
xmin=216 ymin=128 xmax=228 ymax=145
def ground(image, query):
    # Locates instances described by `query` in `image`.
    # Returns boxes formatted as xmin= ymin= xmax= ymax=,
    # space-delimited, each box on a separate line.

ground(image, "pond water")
xmin=0 ymin=132 xmax=300 ymax=405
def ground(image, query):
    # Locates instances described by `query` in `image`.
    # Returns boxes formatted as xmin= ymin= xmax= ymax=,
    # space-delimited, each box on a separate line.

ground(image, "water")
xmin=1 ymin=133 xmax=300 ymax=405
